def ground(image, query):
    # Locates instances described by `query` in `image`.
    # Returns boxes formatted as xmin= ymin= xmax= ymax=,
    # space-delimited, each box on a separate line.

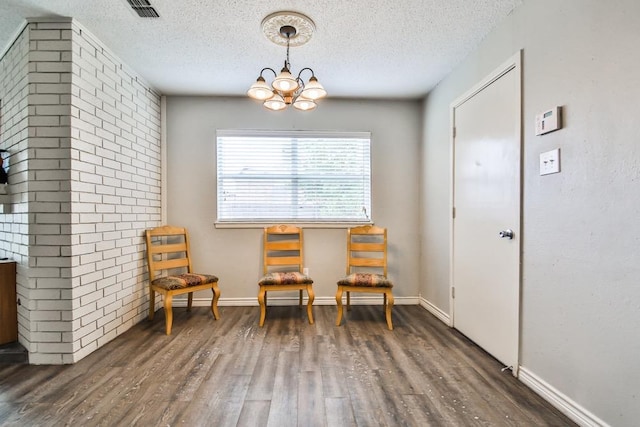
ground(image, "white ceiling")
xmin=0 ymin=0 xmax=523 ymax=99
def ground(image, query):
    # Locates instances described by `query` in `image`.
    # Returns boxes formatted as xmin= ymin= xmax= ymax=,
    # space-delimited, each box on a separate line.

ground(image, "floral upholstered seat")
xmin=152 ymin=273 xmax=219 ymax=290
xmin=258 ymin=271 xmax=313 ymax=286
xmin=337 ymin=273 xmax=393 ymax=288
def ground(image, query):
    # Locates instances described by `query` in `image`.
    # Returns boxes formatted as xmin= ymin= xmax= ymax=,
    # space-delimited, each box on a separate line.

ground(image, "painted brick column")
xmin=1 ymin=18 xmax=161 ymax=364
xmin=0 ymin=25 xmax=31 ymax=352
xmin=67 ymin=22 xmax=161 ymax=362
xmin=25 ymin=20 xmax=74 ymax=364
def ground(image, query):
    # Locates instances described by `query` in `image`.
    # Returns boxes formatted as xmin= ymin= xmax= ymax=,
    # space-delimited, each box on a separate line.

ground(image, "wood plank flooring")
xmin=0 ymin=305 xmax=575 ymax=426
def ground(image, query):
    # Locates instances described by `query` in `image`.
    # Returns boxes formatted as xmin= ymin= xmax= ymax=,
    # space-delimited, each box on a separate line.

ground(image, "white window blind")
xmin=217 ymin=130 xmax=371 ymax=223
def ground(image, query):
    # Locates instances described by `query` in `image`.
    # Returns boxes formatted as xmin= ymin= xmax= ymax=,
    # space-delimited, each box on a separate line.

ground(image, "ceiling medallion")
xmin=261 ymin=11 xmax=316 ymax=47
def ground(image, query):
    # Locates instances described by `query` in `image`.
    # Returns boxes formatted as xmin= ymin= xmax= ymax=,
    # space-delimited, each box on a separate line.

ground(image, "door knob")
xmin=499 ymin=229 xmax=514 ymax=239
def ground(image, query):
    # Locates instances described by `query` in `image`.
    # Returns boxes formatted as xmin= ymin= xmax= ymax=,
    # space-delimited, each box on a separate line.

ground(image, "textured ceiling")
xmin=0 ymin=0 xmax=523 ymax=98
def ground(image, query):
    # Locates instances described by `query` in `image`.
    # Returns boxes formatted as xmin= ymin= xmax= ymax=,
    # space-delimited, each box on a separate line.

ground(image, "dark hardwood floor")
xmin=0 ymin=305 xmax=575 ymax=426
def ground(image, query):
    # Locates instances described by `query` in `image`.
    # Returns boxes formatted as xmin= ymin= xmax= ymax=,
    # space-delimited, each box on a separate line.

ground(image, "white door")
xmin=452 ymin=54 xmax=521 ymax=374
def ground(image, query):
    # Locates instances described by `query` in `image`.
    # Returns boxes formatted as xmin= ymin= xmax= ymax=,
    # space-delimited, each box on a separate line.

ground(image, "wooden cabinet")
xmin=0 ymin=260 xmax=17 ymax=345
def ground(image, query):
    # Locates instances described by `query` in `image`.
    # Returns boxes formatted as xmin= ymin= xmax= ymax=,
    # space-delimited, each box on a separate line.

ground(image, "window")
xmin=216 ymin=130 xmax=371 ymax=224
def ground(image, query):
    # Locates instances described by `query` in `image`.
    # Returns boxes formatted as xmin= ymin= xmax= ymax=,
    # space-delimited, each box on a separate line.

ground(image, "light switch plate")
xmin=540 ymin=149 xmax=560 ymax=175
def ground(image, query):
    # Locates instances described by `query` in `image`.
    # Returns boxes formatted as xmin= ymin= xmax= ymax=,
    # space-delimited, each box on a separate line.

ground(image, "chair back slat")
xmin=349 ymin=258 xmax=385 ymax=268
xmin=347 ymin=225 xmax=388 ymax=276
xmin=146 ymin=225 xmax=186 ymax=237
xmin=349 ymin=225 xmax=386 ymax=236
xmin=148 ymin=242 xmax=187 ymax=254
xmin=263 ymin=225 xmax=305 ymax=274
xmin=152 ymin=258 xmax=189 ymax=271
xmin=265 ymin=240 xmax=301 ymax=251
xmin=266 ymin=256 xmax=303 ymax=267
xmin=350 ymin=242 xmax=385 ymax=252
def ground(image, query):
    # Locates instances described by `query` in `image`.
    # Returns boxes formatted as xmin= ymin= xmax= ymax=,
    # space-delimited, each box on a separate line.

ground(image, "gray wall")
xmin=165 ymin=97 xmax=422 ymax=303
xmin=420 ymin=0 xmax=640 ymax=425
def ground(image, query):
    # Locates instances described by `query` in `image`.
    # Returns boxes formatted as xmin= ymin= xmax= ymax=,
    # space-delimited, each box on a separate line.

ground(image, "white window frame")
xmin=215 ymin=130 xmax=372 ymax=228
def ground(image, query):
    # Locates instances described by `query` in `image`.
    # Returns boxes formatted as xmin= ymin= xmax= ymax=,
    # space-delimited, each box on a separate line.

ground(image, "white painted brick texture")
xmin=1 ymin=19 xmax=161 ymax=364
xmin=68 ymin=22 xmax=161 ymax=363
xmin=0 ymin=26 xmax=33 ymax=352
xmin=26 ymin=21 xmax=74 ymax=364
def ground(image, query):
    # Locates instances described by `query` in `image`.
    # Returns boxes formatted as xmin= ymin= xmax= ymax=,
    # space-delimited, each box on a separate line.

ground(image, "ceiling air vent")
xmin=126 ymin=0 xmax=160 ymax=18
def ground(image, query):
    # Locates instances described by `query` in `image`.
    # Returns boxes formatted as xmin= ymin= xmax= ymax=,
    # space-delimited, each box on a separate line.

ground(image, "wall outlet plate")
xmin=540 ymin=148 xmax=560 ymax=175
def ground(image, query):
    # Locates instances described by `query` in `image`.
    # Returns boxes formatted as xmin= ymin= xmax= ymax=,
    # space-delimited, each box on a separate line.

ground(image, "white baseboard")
xmin=519 ymin=367 xmax=608 ymax=427
xmin=172 ymin=295 xmax=419 ymax=307
xmin=335 ymin=295 xmax=419 ymax=305
xmin=418 ymin=296 xmax=451 ymax=326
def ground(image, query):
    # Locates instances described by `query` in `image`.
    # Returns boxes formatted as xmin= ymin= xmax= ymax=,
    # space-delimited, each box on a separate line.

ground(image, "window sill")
xmin=214 ymin=221 xmax=373 ymax=229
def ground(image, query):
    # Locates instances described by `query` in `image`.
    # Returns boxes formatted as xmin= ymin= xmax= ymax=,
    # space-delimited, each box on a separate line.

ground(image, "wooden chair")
xmin=335 ymin=225 xmax=394 ymax=330
xmin=145 ymin=225 xmax=221 ymax=334
xmin=258 ymin=224 xmax=314 ymax=327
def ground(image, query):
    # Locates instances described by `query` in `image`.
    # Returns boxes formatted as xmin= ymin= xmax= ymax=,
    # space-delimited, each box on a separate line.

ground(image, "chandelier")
xmin=247 ymin=12 xmax=327 ymax=111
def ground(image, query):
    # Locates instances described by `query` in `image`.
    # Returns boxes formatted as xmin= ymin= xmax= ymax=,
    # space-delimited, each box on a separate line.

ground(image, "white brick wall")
xmin=0 ymin=19 xmax=161 ymax=364
xmin=67 ymin=22 xmax=161 ymax=363
xmin=26 ymin=21 xmax=74 ymax=364
xmin=0 ymin=25 xmax=31 ymax=352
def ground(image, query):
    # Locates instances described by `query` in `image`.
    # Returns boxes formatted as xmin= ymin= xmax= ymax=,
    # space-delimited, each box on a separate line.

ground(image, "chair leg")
xmin=306 ymin=285 xmax=315 ymax=324
xmin=335 ymin=286 xmax=344 ymax=326
xmin=347 ymin=291 xmax=351 ymax=311
xmin=385 ymin=290 xmax=394 ymax=331
xmin=187 ymin=292 xmax=193 ymax=311
xmin=299 ymin=289 xmax=303 ymax=307
xmin=149 ymin=288 xmax=156 ymax=320
xmin=211 ymin=283 xmax=221 ymax=320
xmin=164 ymin=293 xmax=174 ymax=335
xmin=258 ymin=287 xmax=267 ymax=327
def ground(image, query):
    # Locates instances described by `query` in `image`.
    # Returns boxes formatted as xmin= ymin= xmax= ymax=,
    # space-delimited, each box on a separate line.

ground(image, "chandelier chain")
xmin=285 ymin=34 xmax=291 ymax=69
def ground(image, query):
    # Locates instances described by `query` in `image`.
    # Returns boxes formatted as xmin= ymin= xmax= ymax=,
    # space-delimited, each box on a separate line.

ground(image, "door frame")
xmin=448 ymin=50 xmax=522 ymax=375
